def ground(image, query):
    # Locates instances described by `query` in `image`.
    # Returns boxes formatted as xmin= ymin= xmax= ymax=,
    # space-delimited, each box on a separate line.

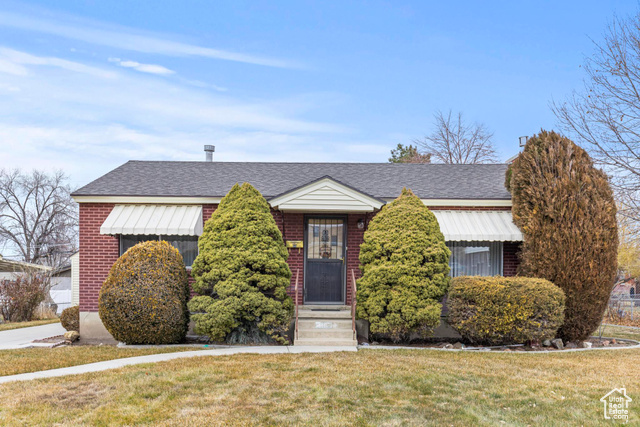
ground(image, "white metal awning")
xmin=432 ymin=210 xmax=523 ymax=242
xmin=100 ymin=205 xmax=203 ymax=236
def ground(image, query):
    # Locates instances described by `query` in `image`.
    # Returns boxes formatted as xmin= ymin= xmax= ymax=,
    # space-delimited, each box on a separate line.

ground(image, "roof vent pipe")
xmin=204 ymin=145 xmax=215 ymax=162
xmin=518 ymin=136 xmax=528 ymax=147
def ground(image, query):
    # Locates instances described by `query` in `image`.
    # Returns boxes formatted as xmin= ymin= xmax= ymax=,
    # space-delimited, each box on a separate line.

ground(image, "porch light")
xmin=357 ymin=219 xmax=365 ymax=229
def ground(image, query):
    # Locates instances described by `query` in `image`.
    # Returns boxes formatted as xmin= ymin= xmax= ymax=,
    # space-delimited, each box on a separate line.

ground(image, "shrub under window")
xmin=447 ymin=276 xmax=565 ymax=345
xmin=120 ymin=235 xmax=198 ymax=266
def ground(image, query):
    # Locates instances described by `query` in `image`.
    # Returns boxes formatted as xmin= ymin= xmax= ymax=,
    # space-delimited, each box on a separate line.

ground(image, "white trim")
xmin=387 ymin=198 xmax=511 ymax=207
xmin=73 ymin=196 xmax=222 ymax=204
xmin=74 ymin=195 xmax=511 ymax=208
xmin=269 ymin=177 xmax=384 ymax=212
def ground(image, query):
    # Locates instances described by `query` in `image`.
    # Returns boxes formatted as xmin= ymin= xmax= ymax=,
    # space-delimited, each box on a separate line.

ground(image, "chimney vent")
xmin=204 ymin=145 xmax=215 ymax=162
xmin=518 ymin=136 xmax=528 ymax=147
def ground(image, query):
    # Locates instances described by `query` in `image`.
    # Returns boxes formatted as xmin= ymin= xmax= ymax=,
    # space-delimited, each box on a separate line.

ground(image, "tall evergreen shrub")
xmin=188 ymin=183 xmax=293 ymax=344
xmin=506 ymin=130 xmax=618 ymax=341
xmin=356 ymin=188 xmax=450 ymax=342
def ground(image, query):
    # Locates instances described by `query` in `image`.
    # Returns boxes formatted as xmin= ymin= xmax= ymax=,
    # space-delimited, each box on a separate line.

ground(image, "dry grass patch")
xmin=598 ymin=324 xmax=640 ymax=341
xmin=0 ymin=349 xmax=639 ymax=426
xmin=0 ymin=346 xmax=206 ymax=376
xmin=0 ymin=319 xmax=59 ymax=332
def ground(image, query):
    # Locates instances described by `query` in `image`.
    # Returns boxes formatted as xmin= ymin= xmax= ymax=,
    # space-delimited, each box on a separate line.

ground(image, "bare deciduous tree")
xmin=415 ymin=110 xmax=498 ymax=164
xmin=553 ymin=14 xmax=640 ymax=223
xmin=0 ymin=170 xmax=77 ymax=267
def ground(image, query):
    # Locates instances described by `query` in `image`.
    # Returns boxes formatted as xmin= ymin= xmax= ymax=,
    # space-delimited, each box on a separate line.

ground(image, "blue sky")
xmin=0 ymin=1 xmax=637 ymax=188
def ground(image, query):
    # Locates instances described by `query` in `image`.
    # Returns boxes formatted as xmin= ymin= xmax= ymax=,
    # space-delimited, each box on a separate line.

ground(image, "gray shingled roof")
xmin=72 ymin=161 xmax=512 ymax=200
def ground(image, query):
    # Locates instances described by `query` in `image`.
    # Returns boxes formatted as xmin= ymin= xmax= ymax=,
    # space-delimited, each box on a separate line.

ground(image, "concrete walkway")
xmin=0 ymin=323 xmax=66 ymax=350
xmin=0 ymin=345 xmax=357 ymax=385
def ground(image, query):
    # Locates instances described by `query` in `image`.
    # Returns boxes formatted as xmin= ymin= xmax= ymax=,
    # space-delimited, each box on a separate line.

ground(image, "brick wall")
xmin=79 ymin=203 xmax=119 ymax=312
xmin=279 ymin=212 xmax=304 ymax=304
xmin=79 ymin=202 xmax=520 ymax=311
xmin=346 ymin=213 xmax=372 ymax=305
xmin=503 ymin=241 xmax=521 ymax=277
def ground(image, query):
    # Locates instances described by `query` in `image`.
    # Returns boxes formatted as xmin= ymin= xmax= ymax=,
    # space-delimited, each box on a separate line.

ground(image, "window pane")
xmin=446 ymin=241 xmax=503 ymax=277
xmin=307 ymin=218 xmax=344 ymax=259
xmin=161 ymin=235 xmax=199 ymax=267
xmin=120 ymin=235 xmax=199 ymax=267
xmin=120 ymin=235 xmax=158 ymax=255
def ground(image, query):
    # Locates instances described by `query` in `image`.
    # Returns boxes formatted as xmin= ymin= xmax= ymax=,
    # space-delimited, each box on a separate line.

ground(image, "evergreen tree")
xmin=506 ymin=130 xmax=618 ymax=341
xmin=389 ymin=143 xmax=431 ymax=163
xmin=188 ymin=183 xmax=293 ymax=344
xmin=357 ymin=188 xmax=450 ymax=342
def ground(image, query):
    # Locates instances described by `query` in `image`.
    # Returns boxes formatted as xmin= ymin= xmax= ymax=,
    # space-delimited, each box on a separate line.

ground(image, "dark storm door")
xmin=304 ymin=217 xmax=346 ymax=304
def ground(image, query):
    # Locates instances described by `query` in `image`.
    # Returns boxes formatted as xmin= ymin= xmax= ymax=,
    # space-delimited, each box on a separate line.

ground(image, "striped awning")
xmin=100 ymin=205 xmax=203 ymax=236
xmin=432 ymin=210 xmax=523 ymax=242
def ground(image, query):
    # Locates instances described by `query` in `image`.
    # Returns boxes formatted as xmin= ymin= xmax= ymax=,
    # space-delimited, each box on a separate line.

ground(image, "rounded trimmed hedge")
xmin=60 ymin=305 xmax=79 ymax=332
xmin=447 ymin=276 xmax=565 ymax=346
xmin=99 ymin=240 xmax=190 ymax=344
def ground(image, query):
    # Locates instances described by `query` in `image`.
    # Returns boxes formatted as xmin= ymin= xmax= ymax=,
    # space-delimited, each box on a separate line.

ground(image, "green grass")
xmin=0 ymin=349 xmax=639 ymax=426
xmin=0 ymin=346 xmax=207 ymax=376
xmin=0 ymin=319 xmax=59 ymax=332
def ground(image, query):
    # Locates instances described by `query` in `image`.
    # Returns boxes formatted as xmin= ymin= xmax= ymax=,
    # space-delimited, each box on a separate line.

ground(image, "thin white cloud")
xmin=108 ymin=57 xmax=175 ymax=75
xmin=0 ymin=47 xmax=116 ymax=78
xmin=0 ymin=10 xmax=297 ymax=68
xmin=0 ymin=47 xmax=361 ymax=186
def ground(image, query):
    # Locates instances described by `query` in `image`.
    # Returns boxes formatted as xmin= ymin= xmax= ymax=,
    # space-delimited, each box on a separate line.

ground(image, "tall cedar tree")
xmin=188 ymin=183 xmax=293 ymax=344
xmin=506 ymin=130 xmax=618 ymax=341
xmin=357 ymin=188 xmax=450 ymax=342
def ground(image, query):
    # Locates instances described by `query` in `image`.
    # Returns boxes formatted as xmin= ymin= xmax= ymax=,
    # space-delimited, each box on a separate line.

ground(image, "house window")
xmin=120 ymin=235 xmax=199 ymax=267
xmin=446 ymin=241 xmax=503 ymax=277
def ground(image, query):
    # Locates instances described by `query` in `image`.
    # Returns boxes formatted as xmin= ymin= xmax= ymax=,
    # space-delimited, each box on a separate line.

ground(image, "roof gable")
xmin=269 ymin=176 xmax=385 ymax=212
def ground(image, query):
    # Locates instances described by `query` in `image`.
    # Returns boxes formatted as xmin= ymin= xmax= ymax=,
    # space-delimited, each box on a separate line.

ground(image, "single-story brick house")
xmin=71 ymin=160 xmax=523 ymax=343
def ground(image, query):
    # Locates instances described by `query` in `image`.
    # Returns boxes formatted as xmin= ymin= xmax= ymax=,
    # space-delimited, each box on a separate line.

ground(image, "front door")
xmin=304 ymin=217 xmax=346 ymax=304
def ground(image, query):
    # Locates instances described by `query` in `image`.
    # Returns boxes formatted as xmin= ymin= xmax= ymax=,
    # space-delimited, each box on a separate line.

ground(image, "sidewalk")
xmin=0 ymin=345 xmax=357 ymax=384
xmin=0 ymin=323 xmax=66 ymax=350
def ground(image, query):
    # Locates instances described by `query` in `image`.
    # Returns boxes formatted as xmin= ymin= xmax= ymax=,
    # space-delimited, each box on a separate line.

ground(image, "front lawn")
xmin=0 ymin=349 xmax=638 ymax=426
xmin=0 ymin=346 xmax=207 ymax=376
xmin=0 ymin=319 xmax=60 ymax=332
xmin=597 ymin=324 xmax=640 ymax=341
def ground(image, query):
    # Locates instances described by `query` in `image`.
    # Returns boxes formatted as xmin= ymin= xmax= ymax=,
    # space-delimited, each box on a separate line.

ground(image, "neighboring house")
xmin=71 ymin=160 xmax=523 ymax=342
xmin=0 ymin=253 xmax=78 ymax=315
xmin=0 ymin=255 xmax=51 ymax=281
xmin=0 ymin=255 xmax=53 ymax=318
xmin=50 ymin=252 xmax=79 ymax=314
xmin=612 ymin=277 xmax=637 ymax=299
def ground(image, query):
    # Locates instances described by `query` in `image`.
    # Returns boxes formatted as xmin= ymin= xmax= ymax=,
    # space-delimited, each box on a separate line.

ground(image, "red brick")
xmin=80 ymin=203 xmax=521 ymax=311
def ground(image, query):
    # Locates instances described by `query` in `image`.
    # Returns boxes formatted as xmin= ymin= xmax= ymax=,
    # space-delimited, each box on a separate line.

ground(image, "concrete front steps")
xmin=294 ymin=305 xmax=357 ymax=346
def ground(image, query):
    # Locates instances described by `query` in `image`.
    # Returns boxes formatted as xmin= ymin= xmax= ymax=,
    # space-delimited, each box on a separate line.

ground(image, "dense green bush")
xmin=188 ymin=183 xmax=293 ymax=344
xmin=506 ymin=130 xmax=618 ymax=341
xmin=448 ymin=276 xmax=565 ymax=345
xmin=60 ymin=305 xmax=79 ymax=332
xmin=99 ymin=240 xmax=190 ymax=344
xmin=356 ymin=188 xmax=450 ymax=343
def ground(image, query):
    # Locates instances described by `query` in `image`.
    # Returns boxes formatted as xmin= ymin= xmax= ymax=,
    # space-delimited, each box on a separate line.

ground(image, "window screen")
xmin=307 ymin=218 xmax=344 ymax=260
xmin=120 ymin=235 xmax=199 ymax=267
xmin=446 ymin=241 xmax=503 ymax=277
